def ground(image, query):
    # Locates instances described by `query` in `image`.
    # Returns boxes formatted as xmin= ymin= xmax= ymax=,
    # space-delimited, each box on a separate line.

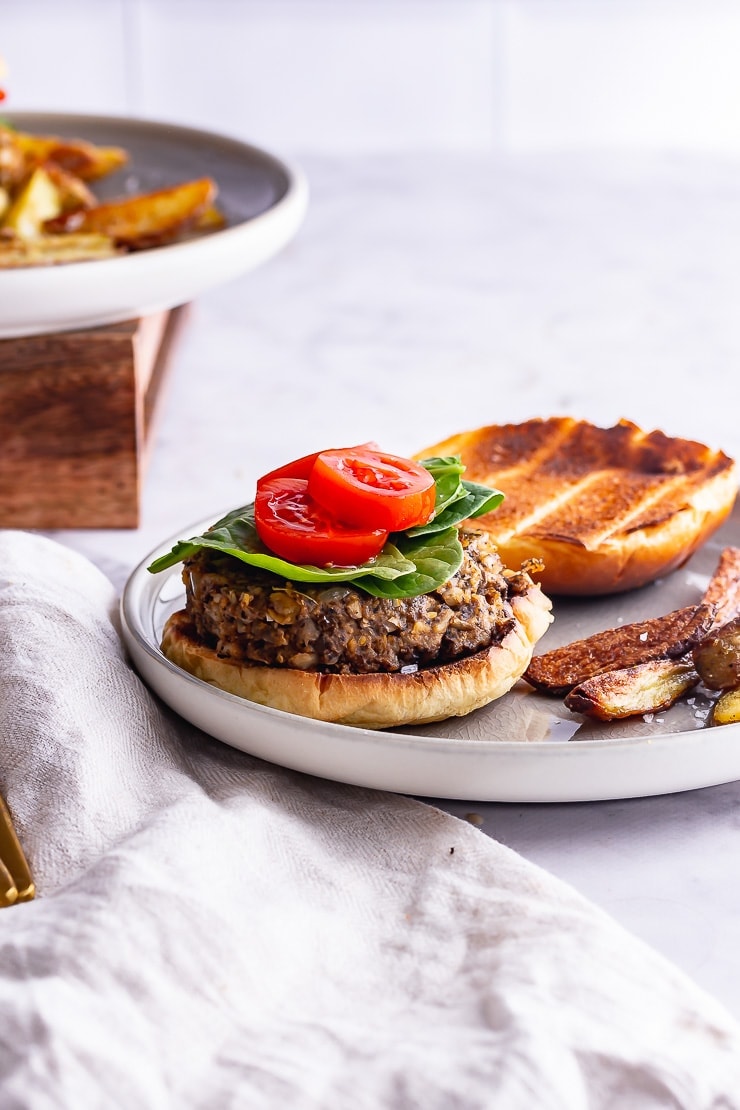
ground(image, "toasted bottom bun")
xmin=418 ymin=418 xmax=738 ymax=596
xmin=160 ymin=586 xmax=553 ymax=730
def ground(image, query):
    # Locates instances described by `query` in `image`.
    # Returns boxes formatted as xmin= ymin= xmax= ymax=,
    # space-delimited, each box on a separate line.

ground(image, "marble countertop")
xmin=48 ymin=150 xmax=740 ymax=1019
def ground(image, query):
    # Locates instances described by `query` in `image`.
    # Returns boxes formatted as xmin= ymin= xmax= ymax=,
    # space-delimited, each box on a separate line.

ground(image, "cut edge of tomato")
xmin=308 ymin=447 xmax=436 ymax=532
xmin=256 ymin=450 xmax=321 ymax=489
xmin=254 ymin=477 xmax=389 ymax=568
xmin=256 ymin=442 xmax=383 ymax=490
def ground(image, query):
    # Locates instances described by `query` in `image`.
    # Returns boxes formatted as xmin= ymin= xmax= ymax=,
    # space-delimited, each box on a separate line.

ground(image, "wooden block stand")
xmin=0 ymin=306 xmax=187 ymax=529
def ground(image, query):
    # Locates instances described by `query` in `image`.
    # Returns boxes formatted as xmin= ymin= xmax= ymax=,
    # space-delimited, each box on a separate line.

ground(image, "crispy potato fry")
xmin=195 ymin=202 xmax=227 ymax=232
xmin=45 ymin=176 xmax=218 ymax=249
xmin=0 ymin=125 xmax=225 ymax=268
xmin=0 ymin=231 xmax=120 ymax=267
xmin=43 ymin=161 xmax=96 ymax=212
xmin=564 ymin=657 xmax=700 ymax=721
xmin=524 ymin=604 xmax=715 ymax=696
xmin=3 ymin=166 xmax=61 ymax=237
xmin=702 ymin=547 xmax=740 ymax=628
xmin=692 ymin=615 xmax=740 ymax=691
xmin=550 ymin=546 xmax=740 ymax=728
xmin=13 ymin=132 xmax=128 ymax=180
xmin=713 ymin=686 xmax=740 ymax=725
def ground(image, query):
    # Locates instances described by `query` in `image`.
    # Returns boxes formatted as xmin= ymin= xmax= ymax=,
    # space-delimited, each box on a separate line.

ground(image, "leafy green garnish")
xmin=358 ymin=528 xmax=463 ymax=598
xmin=148 ymin=455 xmax=503 ymax=598
xmin=149 ymin=504 xmax=417 ymax=585
xmin=420 ymin=456 xmax=467 ymax=514
xmin=406 ymin=478 xmax=503 ymax=537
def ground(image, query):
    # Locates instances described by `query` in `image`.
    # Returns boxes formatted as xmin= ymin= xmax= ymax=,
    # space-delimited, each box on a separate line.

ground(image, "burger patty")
xmin=182 ymin=531 xmax=537 ymax=675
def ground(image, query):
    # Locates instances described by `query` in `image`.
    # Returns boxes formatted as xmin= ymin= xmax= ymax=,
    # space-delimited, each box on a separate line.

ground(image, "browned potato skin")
xmin=44 ymin=177 xmax=217 ymax=249
xmin=524 ymin=604 xmax=714 ymax=697
xmin=536 ymin=546 xmax=740 ymax=726
xmin=693 ymin=615 xmax=740 ymax=691
xmin=564 ymin=658 xmax=700 ymax=721
xmin=43 ymin=161 xmax=96 ymax=212
xmin=702 ymin=547 xmax=740 ymax=627
xmin=13 ymin=132 xmax=129 ymax=180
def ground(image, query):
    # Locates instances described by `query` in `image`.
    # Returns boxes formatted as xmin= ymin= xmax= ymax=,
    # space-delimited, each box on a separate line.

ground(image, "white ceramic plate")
xmin=120 ymin=502 xmax=740 ymax=803
xmin=0 ymin=112 xmax=308 ymax=337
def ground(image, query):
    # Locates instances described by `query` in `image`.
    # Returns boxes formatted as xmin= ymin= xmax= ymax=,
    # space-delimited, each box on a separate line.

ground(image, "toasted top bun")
xmin=417 ymin=417 xmax=737 ymax=596
xmin=160 ymin=584 xmax=553 ymax=730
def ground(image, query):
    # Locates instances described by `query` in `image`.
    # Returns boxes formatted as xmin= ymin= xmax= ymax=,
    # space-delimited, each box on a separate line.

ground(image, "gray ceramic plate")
xmin=0 ymin=112 xmax=307 ymax=336
xmin=121 ymin=500 xmax=740 ymax=803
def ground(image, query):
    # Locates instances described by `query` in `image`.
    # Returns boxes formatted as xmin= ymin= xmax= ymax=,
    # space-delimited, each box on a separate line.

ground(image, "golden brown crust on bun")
xmin=417 ymin=418 xmax=738 ymax=596
xmin=160 ymin=584 xmax=553 ymax=729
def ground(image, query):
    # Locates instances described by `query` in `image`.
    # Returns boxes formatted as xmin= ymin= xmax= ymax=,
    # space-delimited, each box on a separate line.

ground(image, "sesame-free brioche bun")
xmin=417 ymin=418 xmax=737 ymax=597
xmin=160 ymin=584 xmax=553 ymax=730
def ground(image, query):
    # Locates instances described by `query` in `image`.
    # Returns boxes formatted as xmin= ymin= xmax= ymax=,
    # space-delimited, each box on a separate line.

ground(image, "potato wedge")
xmin=0 ymin=124 xmax=225 ymax=267
xmin=702 ymin=547 xmax=740 ymax=628
xmin=524 ymin=604 xmax=715 ymax=696
xmin=693 ymin=615 xmax=740 ymax=691
xmin=712 ymin=687 xmax=740 ymax=725
xmin=2 ymin=166 xmax=62 ymax=237
xmin=194 ymin=202 xmax=227 ymax=231
xmin=0 ymin=231 xmax=120 ymax=267
xmin=564 ymin=657 xmax=700 ymax=721
xmin=542 ymin=546 xmax=740 ymax=728
xmin=45 ymin=176 xmax=218 ymax=249
xmin=14 ymin=132 xmax=128 ymax=181
xmin=43 ymin=161 xmax=96 ymax=212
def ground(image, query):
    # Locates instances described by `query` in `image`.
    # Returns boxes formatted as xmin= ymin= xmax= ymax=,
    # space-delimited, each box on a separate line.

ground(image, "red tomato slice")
xmin=254 ymin=478 xmax=388 ymax=567
xmin=256 ymin=442 xmax=381 ymax=489
xmin=256 ymin=450 xmax=321 ymax=489
xmin=308 ymin=447 xmax=436 ymax=532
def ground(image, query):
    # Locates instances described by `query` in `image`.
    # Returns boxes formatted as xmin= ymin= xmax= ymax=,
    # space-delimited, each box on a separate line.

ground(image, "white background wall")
xmin=4 ymin=0 xmax=740 ymax=160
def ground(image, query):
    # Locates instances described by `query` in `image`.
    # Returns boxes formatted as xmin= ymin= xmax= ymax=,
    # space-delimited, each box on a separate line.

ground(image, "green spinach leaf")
xmin=356 ymin=528 xmax=464 ymax=598
xmin=406 ymin=480 xmax=504 ymax=537
xmin=148 ymin=504 xmax=417 ymax=583
xmin=418 ymin=456 xmax=469 ymax=514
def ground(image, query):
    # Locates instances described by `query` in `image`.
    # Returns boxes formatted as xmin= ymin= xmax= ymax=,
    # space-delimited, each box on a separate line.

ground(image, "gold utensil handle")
xmin=0 ymin=858 xmax=17 ymax=907
xmin=0 ymin=794 xmax=34 ymax=902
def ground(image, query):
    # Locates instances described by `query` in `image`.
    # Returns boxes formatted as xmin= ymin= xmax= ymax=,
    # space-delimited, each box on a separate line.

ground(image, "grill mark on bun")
xmin=417 ymin=418 xmax=737 ymax=596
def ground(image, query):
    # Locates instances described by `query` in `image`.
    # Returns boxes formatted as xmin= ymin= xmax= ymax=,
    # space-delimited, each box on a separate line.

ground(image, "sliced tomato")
xmin=256 ymin=442 xmax=381 ymax=489
xmin=254 ymin=478 xmax=388 ymax=567
xmin=308 ymin=446 xmax=436 ymax=532
xmin=256 ymin=450 xmax=321 ymax=489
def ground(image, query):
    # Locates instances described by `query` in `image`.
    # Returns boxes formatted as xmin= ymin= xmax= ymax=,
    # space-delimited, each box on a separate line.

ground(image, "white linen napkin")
xmin=1 ymin=530 xmax=739 ymax=1109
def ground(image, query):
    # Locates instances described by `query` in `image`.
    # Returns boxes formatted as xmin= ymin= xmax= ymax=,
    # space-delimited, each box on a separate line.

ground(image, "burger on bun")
xmin=149 ymin=444 xmax=553 ymax=729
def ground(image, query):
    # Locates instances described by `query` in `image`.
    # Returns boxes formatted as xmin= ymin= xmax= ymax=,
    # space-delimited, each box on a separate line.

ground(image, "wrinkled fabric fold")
xmin=0 ymin=530 xmax=739 ymax=1109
